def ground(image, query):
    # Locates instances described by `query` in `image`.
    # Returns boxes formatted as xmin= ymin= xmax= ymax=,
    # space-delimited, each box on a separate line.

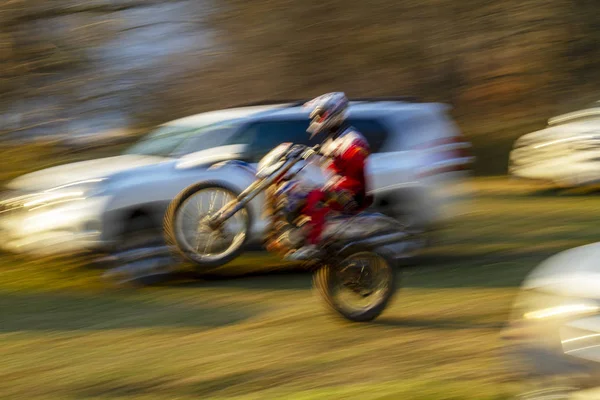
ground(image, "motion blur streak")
xmin=2 ymin=1 xmax=600 ymax=399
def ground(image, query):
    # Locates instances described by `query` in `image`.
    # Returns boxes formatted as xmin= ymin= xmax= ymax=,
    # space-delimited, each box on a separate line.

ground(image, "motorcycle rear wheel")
xmin=314 ymin=247 xmax=398 ymax=322
xmin=164 ymin=181 xmax=252 ymax=273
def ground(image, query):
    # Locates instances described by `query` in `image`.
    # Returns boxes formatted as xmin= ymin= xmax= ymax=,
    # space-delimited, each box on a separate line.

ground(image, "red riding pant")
xmin=301 ymin=188 xmax=359 ymax=245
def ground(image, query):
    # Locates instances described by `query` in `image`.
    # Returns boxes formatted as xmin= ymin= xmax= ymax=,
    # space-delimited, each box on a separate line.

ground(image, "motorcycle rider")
xmin=285 ymin=92 xmax=371 ymax=261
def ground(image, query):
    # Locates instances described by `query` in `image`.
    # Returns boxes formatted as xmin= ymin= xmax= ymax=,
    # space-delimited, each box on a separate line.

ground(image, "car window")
xmin=230 ymin=120 xmax=318 ymax=162
xmin=125 ymin=120 xmax=246 ymax=158
xmin=125 ymin=125 xmax=202 ymax=157
xmin=226 ymin=117 xmax=391 ymax=163
xmin=172 ymin=122 xmax=243 ymax=156
xmin=347 ymin=118 xmax=389 ymax=153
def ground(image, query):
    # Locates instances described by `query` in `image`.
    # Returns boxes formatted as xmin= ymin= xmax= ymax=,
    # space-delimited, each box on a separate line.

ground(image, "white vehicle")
xmin=503 ymin=242 xmax=600 ymax=398
xmin=0 ymin=98 xmax=473 ymax=256
xmin=509 ymin=102 xmax=600 ymax=187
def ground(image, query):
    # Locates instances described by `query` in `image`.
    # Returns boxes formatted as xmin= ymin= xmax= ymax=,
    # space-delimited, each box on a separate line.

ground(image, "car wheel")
xmin=118 ymin=214 xmax=163 ymax=253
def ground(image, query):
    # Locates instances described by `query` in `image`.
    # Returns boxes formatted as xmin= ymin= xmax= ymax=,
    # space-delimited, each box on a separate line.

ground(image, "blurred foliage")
xmin=200 ymin=0 xmax=600 ymax=122
xmin=1 ymin=0 xmax=600 ymax=173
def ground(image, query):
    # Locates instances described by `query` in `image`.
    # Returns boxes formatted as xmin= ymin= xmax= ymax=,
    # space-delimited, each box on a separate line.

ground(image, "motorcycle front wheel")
xmin=164 ymin=181 xmax=252 ymax=273
xmin=314 ymin=247 xmax=398 ymax=322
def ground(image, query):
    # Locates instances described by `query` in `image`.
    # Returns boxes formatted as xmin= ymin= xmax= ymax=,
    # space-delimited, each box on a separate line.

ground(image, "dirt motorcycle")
xmin=163 ymin=142 xmax=410 ymax=322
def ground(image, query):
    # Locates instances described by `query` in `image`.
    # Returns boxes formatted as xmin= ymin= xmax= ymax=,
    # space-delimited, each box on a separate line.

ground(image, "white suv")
xmin=509 ymin=102 xmax=600 ymax=187
xmin=0 ymin=99 xmax=473 ymax=255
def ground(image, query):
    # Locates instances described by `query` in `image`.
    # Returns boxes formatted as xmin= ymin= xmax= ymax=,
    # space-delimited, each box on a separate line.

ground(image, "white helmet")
xmin=304 ymin=92 xmax=349 ymax=138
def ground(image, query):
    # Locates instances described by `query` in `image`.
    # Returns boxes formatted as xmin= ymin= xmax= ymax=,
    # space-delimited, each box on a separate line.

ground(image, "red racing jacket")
xmin=320 ymin=126 xmax=370 ymax=200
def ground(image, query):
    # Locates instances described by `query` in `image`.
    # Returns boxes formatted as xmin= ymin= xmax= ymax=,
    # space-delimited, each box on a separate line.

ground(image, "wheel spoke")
xmin=221 ymin=191 xmax=227 ymax=210
xmin=182 ymin=202 xmax=198 ymax=224
xmin=203 ymin=231 xmax=216 ymax=254
xmin=194 ymin=230 xmax=204 ymax=252
xmin=208 ymin=190 xmax=219 ymax=215
xmin=174 ymin=187 xmax=248 ymax=262
xmin=196 ymin=192 xmax=207 ymax=217
xmin=333 ymin=253 xmax=389 ymax=311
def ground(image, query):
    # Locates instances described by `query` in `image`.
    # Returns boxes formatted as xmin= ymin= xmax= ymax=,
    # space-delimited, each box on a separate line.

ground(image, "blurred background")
xmin=3 ymin=1 xmax=600 ymax=399
xmin=3 ymin=0 xmax=600 ymax=178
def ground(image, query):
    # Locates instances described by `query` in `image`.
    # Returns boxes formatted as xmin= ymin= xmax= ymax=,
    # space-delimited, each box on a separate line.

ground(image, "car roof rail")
xmin=232 ymin=100 xmax=308 ymax=108
xmin=233 ymin=96 xmax=419 ymax=108
xmin=349 ymin=96 xmax=420 ymax=103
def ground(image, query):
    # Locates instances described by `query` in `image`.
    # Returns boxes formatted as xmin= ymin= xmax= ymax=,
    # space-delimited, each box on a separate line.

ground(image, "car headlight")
xmin=516 ymin=291 xmax=600 ymax=322
xmin=22 ymin=178 xmax=110 ymax=210
xmin=524 ymin=303 xmax=600 ymax=320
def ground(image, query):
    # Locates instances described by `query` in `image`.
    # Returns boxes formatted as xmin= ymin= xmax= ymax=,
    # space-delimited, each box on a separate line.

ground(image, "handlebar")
xmin=284 ymin=143 xmax=322 ymax=163
xmin=300 ymin=144 xmax=321 ymax=160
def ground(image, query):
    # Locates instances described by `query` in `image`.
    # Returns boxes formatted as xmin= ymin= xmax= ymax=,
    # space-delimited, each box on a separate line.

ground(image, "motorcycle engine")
xmin=263 ymin=182 xmax=307 ymax=255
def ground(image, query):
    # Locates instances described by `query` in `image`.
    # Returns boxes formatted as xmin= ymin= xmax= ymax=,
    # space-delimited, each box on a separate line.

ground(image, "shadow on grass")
xmin=136 ymin=256 xmax=531 ymax=294
xmin=0 ymin=291 xmax=264 ymax=332
xmin=151 ymin=268 xmax=313 ymax=291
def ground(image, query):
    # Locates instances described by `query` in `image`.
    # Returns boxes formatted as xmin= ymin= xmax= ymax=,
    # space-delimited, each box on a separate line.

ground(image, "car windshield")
xmin=124 ymin=121 xmax=241 ymax=157
xmin=171 ymin=122 xmax=243 ymax=157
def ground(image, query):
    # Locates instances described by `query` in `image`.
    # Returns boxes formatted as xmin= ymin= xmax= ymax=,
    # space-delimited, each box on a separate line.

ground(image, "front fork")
xmin=206 ymin=180 xmax=264 ymax=230
xmin=262 ymin=185 xmax=292 ymax=255
xmin=207 ymin=156 xmax=302 ymax=229
xmin=207 ymin=154 xmax=307 ymax=236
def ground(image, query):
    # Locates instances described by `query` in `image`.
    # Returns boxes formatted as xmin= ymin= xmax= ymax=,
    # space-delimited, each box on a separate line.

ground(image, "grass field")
xmin=2 ymin=178 xmax=600 ymax=399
